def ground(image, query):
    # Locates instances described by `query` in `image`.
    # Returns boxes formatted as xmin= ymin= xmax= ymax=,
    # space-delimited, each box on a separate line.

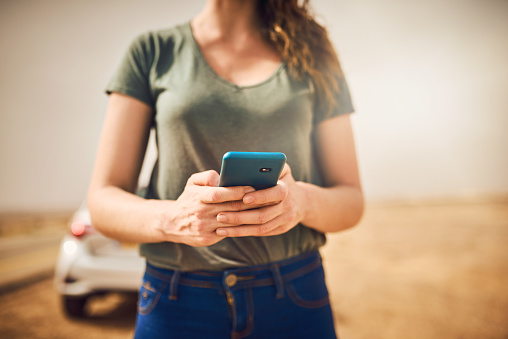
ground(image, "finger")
xmin=216 ymin=215 xmax=284 ymax=237
xmin=216 ymin=204 xmax=282 ymax=226
xmin=243 ymin=181 xmax=288 ymax=205
xmin=200 ymin=201 xmax=274 ymax=229
xmin=217 ymin=200 xmax=268 ymax=213
xmin=279 ymin=163 xmax=291 ymax=179
xmin=188 ymin=170 xmax=220 ymax=187
xmin=200 ymin=186 xmax=256 ymax=204
xmin=206 ymin=200 xmax=263 ymax=221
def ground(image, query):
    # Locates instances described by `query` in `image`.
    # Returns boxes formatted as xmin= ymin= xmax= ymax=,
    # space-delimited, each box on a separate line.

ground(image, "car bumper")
xmin=55 ymin=235 xmax=145 ymax=297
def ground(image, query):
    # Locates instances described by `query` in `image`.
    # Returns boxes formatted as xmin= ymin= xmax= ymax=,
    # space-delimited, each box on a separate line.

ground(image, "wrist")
xmin=146 ymin=198 xmax=179 ymax=242
xmin=295 ymin=181 xmax=315 ymax=226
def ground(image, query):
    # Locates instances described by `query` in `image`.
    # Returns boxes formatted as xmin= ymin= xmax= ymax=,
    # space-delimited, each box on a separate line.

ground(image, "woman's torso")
xmin=106 ymin=22 xmax=353 ymax=271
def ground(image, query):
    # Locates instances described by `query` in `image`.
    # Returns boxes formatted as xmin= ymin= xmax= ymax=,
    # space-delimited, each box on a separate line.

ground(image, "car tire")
xmin=62 ymin=296 xmax=88 ymax=318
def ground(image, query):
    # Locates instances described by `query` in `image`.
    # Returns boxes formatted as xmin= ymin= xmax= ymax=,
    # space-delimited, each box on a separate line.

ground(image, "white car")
xmin=54 ymin=202 xmax=145 ymax=317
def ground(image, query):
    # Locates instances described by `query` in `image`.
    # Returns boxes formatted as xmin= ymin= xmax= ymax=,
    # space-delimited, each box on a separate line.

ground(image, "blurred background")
xmin=0 ymin=0 xmax=507 ymax=338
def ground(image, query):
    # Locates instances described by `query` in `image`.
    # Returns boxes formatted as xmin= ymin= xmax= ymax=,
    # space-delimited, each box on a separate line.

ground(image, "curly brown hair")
xmin=257 ymin=0 xmax=343 ymax=116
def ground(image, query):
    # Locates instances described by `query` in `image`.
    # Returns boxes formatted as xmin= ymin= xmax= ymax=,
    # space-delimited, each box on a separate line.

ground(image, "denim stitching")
xmin=281 ymin=256 xmax=321 ymax=282
xmin=138 ymin=281 xmax=168 ymax=315
xmin=270 ymin=264 xmax=285 ymax=299
xmin=169 ymin=271 xmax=181 ymax=300
xmin=233 ymin=288 xmax=255 ymax=339
xmin=228 ymin=257 xmax=322 ymax=290
xmin=146 ymin=252 xmax=320 ymax=291
xmin=225 ymin=251 xmax=318 ymax=275
xmin=285 ymin=282 xmax=330 ymax=309
xmin=146 ymin=266 xmax=219 ymax=288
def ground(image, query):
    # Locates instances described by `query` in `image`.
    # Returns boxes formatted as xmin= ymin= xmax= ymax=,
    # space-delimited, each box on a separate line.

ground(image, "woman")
xmin=87 ymin=0 xmax=364 ymax=338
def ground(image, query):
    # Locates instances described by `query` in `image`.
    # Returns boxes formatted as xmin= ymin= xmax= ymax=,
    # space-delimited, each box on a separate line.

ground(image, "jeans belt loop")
xmin=270 ymin=264 xmax=285 ymax=299
xmin=169 ymin=270 xmax=181 ymax=300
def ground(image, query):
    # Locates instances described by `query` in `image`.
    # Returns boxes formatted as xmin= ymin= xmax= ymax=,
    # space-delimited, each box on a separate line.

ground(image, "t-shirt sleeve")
xmin=105 ymin=32 xmax=155 ymax=107
xmin=313 ymin=75 xmax=355 ymax=125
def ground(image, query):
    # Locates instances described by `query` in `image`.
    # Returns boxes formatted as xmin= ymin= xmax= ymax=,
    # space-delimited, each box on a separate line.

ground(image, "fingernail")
xmin=217 ymin=214 xmax=227 ymax=222
xmin=244 ymin=195 xmax=255 ymax=204
xmin=217 ymin=229 xmax=227 ymax=236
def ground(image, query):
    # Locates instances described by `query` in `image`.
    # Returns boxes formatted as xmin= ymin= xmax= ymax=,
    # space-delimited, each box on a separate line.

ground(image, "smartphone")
xmin=218 ymin=152 xmax=287 ymax=190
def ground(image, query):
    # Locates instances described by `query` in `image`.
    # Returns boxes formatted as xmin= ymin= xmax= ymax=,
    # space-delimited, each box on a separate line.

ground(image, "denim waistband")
xmin=145 ymin=251 xmax=322 ymax=299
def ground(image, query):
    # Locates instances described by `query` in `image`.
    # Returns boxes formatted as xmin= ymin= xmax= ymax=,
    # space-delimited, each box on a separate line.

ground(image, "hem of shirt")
xmin=105 ymin=86 xmax=154 ymax=108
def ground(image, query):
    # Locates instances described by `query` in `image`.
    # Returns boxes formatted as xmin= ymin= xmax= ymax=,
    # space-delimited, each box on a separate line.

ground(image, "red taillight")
xmin=70 ymin=222 xmax=94 ymax=238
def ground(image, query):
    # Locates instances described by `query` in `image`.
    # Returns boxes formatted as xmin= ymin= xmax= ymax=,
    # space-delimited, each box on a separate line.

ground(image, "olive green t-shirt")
xmin=106 ymin=22 xmax=354 ymax=271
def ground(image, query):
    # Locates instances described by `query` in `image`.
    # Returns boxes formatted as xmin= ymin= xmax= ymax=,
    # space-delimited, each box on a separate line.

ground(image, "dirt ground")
xmin=321 ymin=199 xmax=508 ymax=339
xmin=0 ymin=199 xmax=507 ymax=339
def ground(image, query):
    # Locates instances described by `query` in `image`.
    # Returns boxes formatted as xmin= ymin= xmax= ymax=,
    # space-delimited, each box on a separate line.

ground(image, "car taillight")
xmin=70 ymin=222 xmax=94 ymax=238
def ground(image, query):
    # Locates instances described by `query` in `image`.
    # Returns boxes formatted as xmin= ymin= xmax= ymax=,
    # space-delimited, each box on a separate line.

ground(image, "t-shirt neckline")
xmin=184 ymin=21 xmax=285 ymax=90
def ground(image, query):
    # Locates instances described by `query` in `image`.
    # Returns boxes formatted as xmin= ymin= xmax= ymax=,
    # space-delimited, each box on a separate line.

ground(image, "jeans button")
xmin=225 ymin=274 xmax=238 ymax=287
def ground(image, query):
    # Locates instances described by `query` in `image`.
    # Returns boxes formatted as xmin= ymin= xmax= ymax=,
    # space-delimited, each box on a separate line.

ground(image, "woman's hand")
xmin=214 ymin=164 xmax=307 ymax=237
xmin=158 ymin=170 xmax=260 ymax=247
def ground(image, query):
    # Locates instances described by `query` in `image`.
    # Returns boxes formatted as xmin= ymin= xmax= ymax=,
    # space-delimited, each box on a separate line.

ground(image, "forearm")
xmin=297 ymin=181 xmax=364 ymax=233
xmin=87 ymin=185 xmax=170 ymax=243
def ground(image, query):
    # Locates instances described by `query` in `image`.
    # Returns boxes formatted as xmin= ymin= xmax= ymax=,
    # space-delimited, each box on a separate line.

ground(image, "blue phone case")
xmin=218 ymin=152 xmax=287 ymax=190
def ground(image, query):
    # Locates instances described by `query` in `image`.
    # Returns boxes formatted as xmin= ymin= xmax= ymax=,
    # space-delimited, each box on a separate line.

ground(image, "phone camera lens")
xmin=259 ymin=168 xmax=272 ymax=173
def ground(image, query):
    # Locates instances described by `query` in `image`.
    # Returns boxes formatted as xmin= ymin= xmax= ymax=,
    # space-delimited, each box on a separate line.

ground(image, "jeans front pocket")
xmin=138 ymin=274 xmax=168 ymax=316
xmin=286 ymin=264 xmax=330 ymax=309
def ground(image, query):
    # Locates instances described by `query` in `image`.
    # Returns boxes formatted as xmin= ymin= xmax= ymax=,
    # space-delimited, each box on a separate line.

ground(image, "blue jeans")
xmin=134 ymin=251 xmax=337 ymax=339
